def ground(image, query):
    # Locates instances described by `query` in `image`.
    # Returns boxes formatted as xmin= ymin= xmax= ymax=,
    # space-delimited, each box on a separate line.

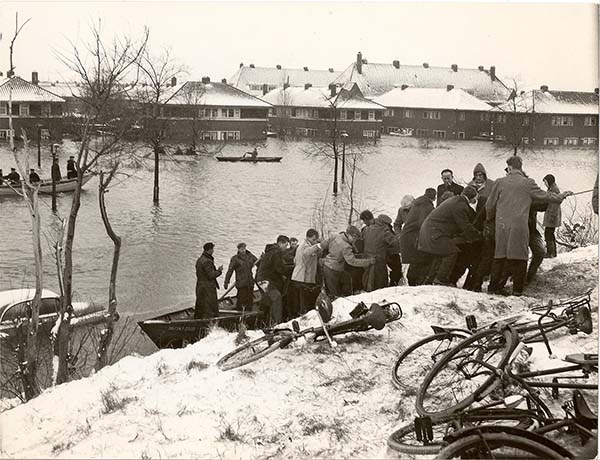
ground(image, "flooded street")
xmin=0 ymin=137 xmax=596 ymax=354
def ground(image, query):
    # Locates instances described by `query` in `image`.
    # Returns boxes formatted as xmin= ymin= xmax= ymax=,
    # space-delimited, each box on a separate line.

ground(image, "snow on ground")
xmin=1 ymin=246 xmax=598 ymax=459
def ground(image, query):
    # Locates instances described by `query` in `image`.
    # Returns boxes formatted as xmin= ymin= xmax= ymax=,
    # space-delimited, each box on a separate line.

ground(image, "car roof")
xmin=0 ymin=288 xmax=59 ymax=310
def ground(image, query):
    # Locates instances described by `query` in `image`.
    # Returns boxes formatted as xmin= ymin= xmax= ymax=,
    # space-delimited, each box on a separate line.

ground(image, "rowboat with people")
xmin=0 ymin=175 xmax=93 ymax=197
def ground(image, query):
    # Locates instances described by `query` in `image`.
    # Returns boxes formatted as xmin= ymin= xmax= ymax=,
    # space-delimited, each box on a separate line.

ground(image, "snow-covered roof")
xmin=38 ymin=81 xmax=83 ymax=99
xmin=0 ymin=77 xmax=65 ymax=103
xmin=0 ymin=288 xmax=59 ymax=310
xmin=164 ymin=81 xmax=272 ymax=107
xmin=373 ymin=87 xmax=492 ymax=111
xmin=229 ymin=65 xmax=341 ymax=96
xmin=332 ymin=60 xmax=510 ymax=103
xmin=262 ymin=83 xmax=385 ymax=110
xmin=494 ymin=90 xmax=599 ymax=115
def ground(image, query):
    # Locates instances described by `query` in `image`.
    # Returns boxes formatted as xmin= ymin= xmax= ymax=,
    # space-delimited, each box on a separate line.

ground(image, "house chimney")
xmin=201 ymin=76 xmax=210 ymax=84
xmin=392 ymin=60 xmax=400 ymax=69
xmin=451 ymin=64 xmax=458 ymax=72
xmin=329 ymin=83 xmax=337 ymax=97
xmin=171 ymin=76 xmax=177 ymax=87
xmin=595 ymin=88 xmax=599 ymax=95
xmin=422 ymin=63 xmax=429 ymax=68
xmin=329 ymin=68 xmax=334 ymax=73
xmin=276 ymin=64 xmax=281 ymax=70
xmin=239 ymin=62 xmax=244 ymax=68
xmin=304 ymin=83 xmax=312 ymax=90
xmin=32 ymin=71 xmax=39 ymax=85
xmin=303 ymin=66 xmax=309 ymax=71
xmin=262 ymin=83 xmax=269 ymax=95
xmin=249 ymin=64 xmax=255 ymax=68
xmin=540 ymin=85 xmax=548 ymax=92
xmin=0 ymin=71 xmax=3 ymax=77
xmin=447 ymin=84 xmax=454 ymax=91
xmin=490 ymin=65 xmax=496 ymax=81
xmin=7 ymin=70 xmax=14 ymax=77
xmin=221 ymin=78 xmax=227 ymax=84
xmin=401 ymin=84 xmax=408 ymax=90
xmin=478 ymin=65 xmax=484 ymax=71
xmin=357 ymin=51 xmax=363 ymax=74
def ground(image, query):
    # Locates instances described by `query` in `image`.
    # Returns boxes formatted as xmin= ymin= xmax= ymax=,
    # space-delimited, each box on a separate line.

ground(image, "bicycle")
xmin=391 ymin=290 xmax=593 ymax=392
xmin=216 ymin=301 xmax=402 ymax=371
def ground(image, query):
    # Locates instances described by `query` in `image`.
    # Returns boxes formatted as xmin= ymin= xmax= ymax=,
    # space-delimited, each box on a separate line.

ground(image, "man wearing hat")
xmin=7 ymin=168 xmax=20 ymax=185
xmin=485 ymin=156 xmax=572 ymax=296
xmin=195 ymin=242 xmax=223 ymax=319
xmin=224 ymin=242 xmax=258 ymax=311
xmin=418 ymin=186 xmax=481 ymax=286
xmin=66 ymin=156 xmax=77 ymax=179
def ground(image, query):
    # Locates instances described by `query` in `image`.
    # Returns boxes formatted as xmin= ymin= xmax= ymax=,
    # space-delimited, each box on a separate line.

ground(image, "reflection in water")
xmin=0 ymin=138 xmax=596 ymax=356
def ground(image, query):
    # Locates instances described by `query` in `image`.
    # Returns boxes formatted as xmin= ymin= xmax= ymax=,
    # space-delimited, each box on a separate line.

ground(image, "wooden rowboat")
xmin=216 ymin=156 xmax=282 ymax=163
xmin=0 ymin=175 xmax=93 ymax=197
xmin=137 ymin=289 xmax=265 ymax=349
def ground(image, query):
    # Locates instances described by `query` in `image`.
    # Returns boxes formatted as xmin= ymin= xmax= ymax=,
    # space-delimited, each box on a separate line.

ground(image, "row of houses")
xmin=0 ymin=52 xmax=598 ymax=146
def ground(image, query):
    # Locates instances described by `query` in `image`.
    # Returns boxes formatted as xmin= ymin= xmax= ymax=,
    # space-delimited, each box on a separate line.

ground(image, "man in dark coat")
xmin=486 ymin=156 xmax=571 ymax=296
xmin=419 ymin=186 xmax=481 ymax=285
xmin=592 ymin=176 xmax=598 ymax=215
xmin=7 ymin=168 xmax=20 ymax=185
xmin=195 ymin=242 xmax=223 ymax=319
xmin=66 ymin=156 xmax=77 ymax=179
xmin=400 ymin=188 xmax=437 ymax=286
xmin=436 ymin=168 xmax=464 ymax=207
xmin=256 ymin=235 xmax=292 ymax=325
xmin=29 ymin=169 xmax=41 ymax=184
xmin=362 ymin=214 xmax=399 ymax=291
xmin=224 ymin=242 xmax=258 ymax=311
xmin=51 ymin=157 xmax=62 ymax=182
xmin=526 ymin=202 xmax=548 ymax=284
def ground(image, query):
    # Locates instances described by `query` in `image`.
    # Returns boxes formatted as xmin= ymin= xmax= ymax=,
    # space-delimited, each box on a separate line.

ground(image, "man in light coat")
xmin=485 ymin=156 xmax=572 ymax=296
xmin=290 ymin=229 xmax=322 ymax=315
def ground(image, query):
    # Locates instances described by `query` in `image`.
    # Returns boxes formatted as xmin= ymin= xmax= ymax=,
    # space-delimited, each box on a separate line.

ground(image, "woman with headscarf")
xmin=542 ymin=174 xmax=561 ymax=258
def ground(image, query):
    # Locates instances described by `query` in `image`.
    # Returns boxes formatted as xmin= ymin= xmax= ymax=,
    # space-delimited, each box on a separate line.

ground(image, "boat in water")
xmin=0 ymin=175 xmax=93 ymax=197
xmin=138 ymin=289 xmax=265 ymax=349
xmin=216 ymin=155 xmax=282 ymax=163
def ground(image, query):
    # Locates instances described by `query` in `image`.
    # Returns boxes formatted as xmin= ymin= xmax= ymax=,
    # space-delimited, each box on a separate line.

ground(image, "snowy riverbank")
xmin=1 ymin=245 xmax=598 ymax=459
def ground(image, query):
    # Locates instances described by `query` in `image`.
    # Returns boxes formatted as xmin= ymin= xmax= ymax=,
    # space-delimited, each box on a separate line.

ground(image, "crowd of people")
xmin=0 ymin=156 xmax=78 ymax=186
xmin=194 ymin=155 xmax=598 ymax=324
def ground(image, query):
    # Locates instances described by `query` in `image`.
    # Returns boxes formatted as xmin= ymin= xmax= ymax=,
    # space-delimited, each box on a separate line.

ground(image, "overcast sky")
xmin=0 ymin=2 xmax=597 ymax=91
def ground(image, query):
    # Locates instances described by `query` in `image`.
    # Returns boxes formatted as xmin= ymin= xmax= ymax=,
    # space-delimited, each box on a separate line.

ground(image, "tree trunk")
xmin=153 ymin=143 xmax=160 ymax=203
xmin=94 ymin=170 xmax=122 ymax=371
xmin=333 ymin=142 xmax=339 ymax=195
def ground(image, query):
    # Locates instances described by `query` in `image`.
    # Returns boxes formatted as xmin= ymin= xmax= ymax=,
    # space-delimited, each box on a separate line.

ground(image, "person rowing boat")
xmin=243 ymin=147 xmax=258 ymax=159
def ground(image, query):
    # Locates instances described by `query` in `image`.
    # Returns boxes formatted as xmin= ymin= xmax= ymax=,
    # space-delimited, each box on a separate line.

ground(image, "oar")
xmin=218 ymin=283 xmax=236 ymax=302
xmin=568 ymin=189 xmax=593 ymax=197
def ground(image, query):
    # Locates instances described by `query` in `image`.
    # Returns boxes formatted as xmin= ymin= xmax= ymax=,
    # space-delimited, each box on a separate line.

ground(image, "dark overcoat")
xmin=486 ymin=170 xmax=563 ymax=261
xmin=543 ymin=183 xmax=562 ymax=228
xmin=418 ymin=195 xmax=479 ymax=256
xmin=399 ymin=195 xmax=435 ymax=263
xmin=436 ymin=182 xmax=464 ymax=207
xmin=363 ymin=217 xmax=400 ymax=290
xmin=224 ymin=251 xmax=257 ymax=288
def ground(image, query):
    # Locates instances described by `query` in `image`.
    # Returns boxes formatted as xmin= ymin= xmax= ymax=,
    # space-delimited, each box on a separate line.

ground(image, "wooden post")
xmin=341 ymin=139 xmax=346 ymax=184
xmin=51 ymin=148 xmax=57 ymax=212
xmin=37 ymin=125 xmax=41 ymax=168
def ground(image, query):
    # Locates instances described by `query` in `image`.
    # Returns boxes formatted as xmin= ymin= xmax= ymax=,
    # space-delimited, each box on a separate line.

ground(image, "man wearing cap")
xmin=66 ymin=156 xmax=77 ymax=179
xmin=256 ymin=235 xmax=292 ymax=324
xmin=320 ymin=226 xmax=375 ymax=297
xmin=7 ymin=168 xmax=20 ymax=185
xmin=29 ymin=169 xmax=41 ymax=184
xmin=195 ymin=242 xmax=223 ymax=319
xmin=362 ymin=214 xmax=399 ymax=291
xmin=224 ymin=243 xmax=258 ymax=311
xmin=485 ymin=155 xmax=572 ymax=296
xmin=418 ymin=186 xmax=481 ymax=286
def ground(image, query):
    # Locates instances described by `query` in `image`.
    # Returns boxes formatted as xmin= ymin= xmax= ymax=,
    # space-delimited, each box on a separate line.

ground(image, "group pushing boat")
xmin=0 ymin=175 xmax=93 ymax=197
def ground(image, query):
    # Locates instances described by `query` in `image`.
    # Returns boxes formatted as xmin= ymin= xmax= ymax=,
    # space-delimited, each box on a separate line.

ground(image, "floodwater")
xmin=0 ymin=137 xmax=597 ymax=355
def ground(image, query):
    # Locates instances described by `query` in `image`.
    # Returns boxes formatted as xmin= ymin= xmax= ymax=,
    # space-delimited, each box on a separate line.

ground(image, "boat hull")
xmin=216 ymin=156 xmax=282 ymax=163
xmin=0 ymin=175 xmax=93 ymax=196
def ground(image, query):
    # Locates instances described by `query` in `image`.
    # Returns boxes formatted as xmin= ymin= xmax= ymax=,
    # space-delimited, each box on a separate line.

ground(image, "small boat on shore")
xmin=0 ymin=175 xmax=93 ymax=197
xmin=138 ymin=289 xmax=265 ymax=349
xmin=216 ymin=156 xmax=282 ymax=163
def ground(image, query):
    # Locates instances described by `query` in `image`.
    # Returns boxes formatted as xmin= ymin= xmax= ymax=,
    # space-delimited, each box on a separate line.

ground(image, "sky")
xmin=0 ymin=2 xmax=597 ymax=91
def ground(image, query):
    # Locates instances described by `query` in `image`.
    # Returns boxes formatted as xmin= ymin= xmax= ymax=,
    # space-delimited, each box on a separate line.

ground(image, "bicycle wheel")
xmin=434 ymin=431 xmax=570 ymax=459
xmin=392 ymin=331 xmax=469 ymax=391
xmin=216 ymin=333 xmax=289 ymax=371
xmin=387 ymin=419 xmax=451 ymax=455
xmin=416 ymin=328 xmax=517 ymax=418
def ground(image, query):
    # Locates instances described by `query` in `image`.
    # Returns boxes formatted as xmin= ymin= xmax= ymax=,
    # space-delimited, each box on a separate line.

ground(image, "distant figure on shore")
xmin=195 ymin=242 xmax=223 ymax=319
xmin=7 ymin=168 xmax=20 ymax=185
xmin=29 ymin=169 xmax=41 ymax=184
xmin=51 ymin=157 xmax=62 ymax=182
xmin=66 ymin=156 xmax=77 ymax=179
xmin=224 ymin=242 xmax=258 ymax=311
xmin=436 ymin=169 xmax=464 ymax=207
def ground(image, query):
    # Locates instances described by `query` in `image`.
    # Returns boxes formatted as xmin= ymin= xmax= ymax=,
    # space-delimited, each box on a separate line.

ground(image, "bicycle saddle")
xmin=573 ymin=390 xmax=598 ymax=430
xmin=564 ymin=353 xmax=598 ymax=366
xmin=366 ymin=303 xmax=387 ymax=330
xmin=574 ymin=306 xmax=593 ymax=335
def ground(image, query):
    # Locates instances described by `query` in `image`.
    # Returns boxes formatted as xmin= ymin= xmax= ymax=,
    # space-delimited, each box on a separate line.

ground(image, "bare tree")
xmin=495 ymin=78 xmax=537 ymax=155
xmin=8 ymin=12 xmax=31 ymax=77
xmin=52 ymin=21 xmax=148 ymax=384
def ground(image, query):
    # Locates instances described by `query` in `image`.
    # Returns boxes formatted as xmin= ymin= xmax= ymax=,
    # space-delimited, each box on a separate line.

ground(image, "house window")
xmin=564 ymin=137 xmax=579 ymax=146
xmin=459 ymin=112 xmax=466 ymax=121
xmin=0 ymin=104 xmax=6 ymax=116
xmin=222 ymin=108 xmax=235 ymax=118
xmin=458 ymin=132 xmax=465 ymax=139
xmin=551 ymin=116 xmax=573 ymax=126
xmin=404 ymin=109 xmax=413 ymax=118
xmin=362 ymin=130 xmax=377 ymax=138
xmin=582 ymin=137 xmax=597 ymax=145
xmin=211 ymin=108 xmax=218 ymax=118
xmin=387 ymin=127 xmax=400 ymax=133
xmin=307 ymin=128 xmax=317 ymax=137
xmin=42 ymin=104 xmax=51 ymax=116
xmin=423 ymin=111 xmax=440 ymax=120
xmin=354 ymin=111 xmax=362 ymax=120
xmin=543 ymin=138 xmax=559 ymax=146
xmin=480 ymin=113 xmax=490 ymax=121
xmin=384 ymin=109 xmax=394 ymax=117
xmin=40 ymin=129 xmax=50 ymax=140
xmin=0 ymin=129 xmax=15 ymax=139
xmin=432 ymin=130 xmax=446 ymax=138
xmin=522 ymin=116 xmax=529 ymax=126
xmin=522 ymin=137 xmax=529 ymax=145
xmin=368 ymin=111 xmax=375 ymax=121
xmin=340 ymin=110 xmax=347 ymax=120
xmin=496 ymin=114 xmax=506 ymax=124
xmin=268 ymin=108 xmax=274 ymax=117
xmin=416 ymin=128 xmax=429 ymax=137
xmin=225 ymin=131 xmax=240 ymax=140
xmin=584 ymin=116 xmax=597 ymax=126
xmin=19 ymin=104 xmax=29 ymax=116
